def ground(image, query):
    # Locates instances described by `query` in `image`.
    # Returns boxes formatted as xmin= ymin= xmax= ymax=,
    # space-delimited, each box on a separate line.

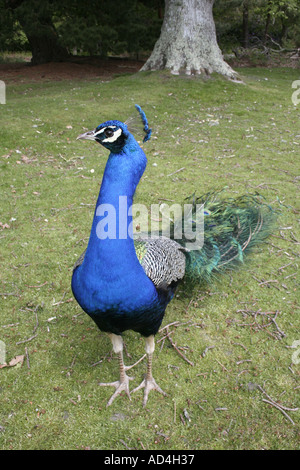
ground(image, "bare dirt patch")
xmin=0 ymin=57 xmax=144 ymax=84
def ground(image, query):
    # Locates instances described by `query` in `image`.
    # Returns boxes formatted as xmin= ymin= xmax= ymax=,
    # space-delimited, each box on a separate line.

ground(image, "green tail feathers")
xmin=172 ymin=191 xmax=276 ymax=285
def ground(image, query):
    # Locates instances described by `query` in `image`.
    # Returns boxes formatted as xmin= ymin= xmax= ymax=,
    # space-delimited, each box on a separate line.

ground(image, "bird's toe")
xmin=98 ymin=375 xmax=132 ymax=406
xmin=132 ymin=376 xmax=167 ymax=407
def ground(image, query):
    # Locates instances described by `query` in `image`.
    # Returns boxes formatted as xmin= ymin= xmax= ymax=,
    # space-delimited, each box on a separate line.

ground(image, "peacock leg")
xmin=98 ymin=333 xmax=133 ymax=406
xmin=132 ymin=335 xmax=167 ymax=407
xmin=124 ymin=352 xmax=147 ymax=372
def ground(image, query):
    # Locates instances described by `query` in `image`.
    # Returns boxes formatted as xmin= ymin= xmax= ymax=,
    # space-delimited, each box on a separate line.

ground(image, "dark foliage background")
xmin=0 ymin=0 xmax=299 ymax=63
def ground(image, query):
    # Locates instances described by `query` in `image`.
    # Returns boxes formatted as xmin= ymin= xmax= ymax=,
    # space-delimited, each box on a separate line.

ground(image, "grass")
xmin=0 ymin=66 xmax=299 ymax=450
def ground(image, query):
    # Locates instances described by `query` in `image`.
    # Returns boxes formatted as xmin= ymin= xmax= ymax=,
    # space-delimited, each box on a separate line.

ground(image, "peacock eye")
xmin=104 ymin=128 xmax=114 ymax=138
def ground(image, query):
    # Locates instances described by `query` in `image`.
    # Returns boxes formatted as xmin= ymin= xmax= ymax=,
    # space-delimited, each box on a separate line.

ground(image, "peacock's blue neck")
xmin=71 ymin=115 xmax=165 ymax=334
xmin=76 ymin=134 xmax=150 ymax=287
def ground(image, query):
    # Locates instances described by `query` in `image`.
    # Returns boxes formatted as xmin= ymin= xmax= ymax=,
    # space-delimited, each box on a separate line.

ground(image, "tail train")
xmin=170 ymin=191 xmax=276 ymax=285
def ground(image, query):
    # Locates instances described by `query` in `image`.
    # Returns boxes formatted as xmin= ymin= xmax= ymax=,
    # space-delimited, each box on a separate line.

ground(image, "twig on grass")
xmin=290 ymin=231 xmax=299 ymax=244
xmin=236 ymin=359 xmax=252 ymax=365
xmin=25 ymin=347 xmax=30 ymax=369
xmin=27 ymin=281 xmax=48 ymax=288
xmin=119 ymin=439 xmax=133 ymax=450
xmin=52 ymin=292 xmax=66 ymax=306
xmin=158 ymin=319 xmax=204 ymax=364
xmin=233 ymin=342 xmax=248 ymax=351
xmin=270 ymin=312 xmax=286 ymax=338
xmin=277 ymin=262 xmax=294 ymax=271
xmin=236 ymin=309 xmax=286 ymax=340
xmin=16 ymin=333 xmax=38 ymax=345
xmin=257 ymin=385 xmax=298 ymax=425
xmin=237 ymin=369 xmax=250 ymax=377
xmin=167 ymin=167 xmax=185 ymax=177
xmin=262 ymin=399 xmax=296 ymax=425
xmin=16 ymin=304 xmax=40 ymax=345
xmin=165 ymin=326 xmax=194 ymax=366
xmin=159 ymin=321 xmax=180 ymax=332
xmin=1 ymin=323 xmax=19 ymax=328
xmin=202 ymin=345 xmax=215 ymax=357
xmin=257 ymin=385 xmax=299 ymax=412
xmin=284 ymin=272 xmax=297 ymax=279
xmin=216 ymin=359 xmax=228 ymax=372
xmin=258 ymin=279 xmax=279 ymax=286
xmin=0 ymin=292 xmax=19 ymax=297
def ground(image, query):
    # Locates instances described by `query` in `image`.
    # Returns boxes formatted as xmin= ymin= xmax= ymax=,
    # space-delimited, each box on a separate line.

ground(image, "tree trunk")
xmin=19 ymin=26 xmax=68 ymax=65
xmin=141 ymin=0 xmax=237 ymax=79
xmin=264 ymin=13 xmax=271 ymax=45
xmin=7 ymin=0 xmax=69 ymax=65
xmin=242 ymin=0 xmax=250 ymax=49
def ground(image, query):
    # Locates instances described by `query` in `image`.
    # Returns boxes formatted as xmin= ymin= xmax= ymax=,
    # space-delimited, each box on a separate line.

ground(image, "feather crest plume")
xmin=125 ymin=104 xmax=152 ymax=143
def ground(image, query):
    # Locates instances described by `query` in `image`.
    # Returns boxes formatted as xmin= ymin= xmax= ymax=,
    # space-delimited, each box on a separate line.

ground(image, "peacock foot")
xmin=98 ymin=374 xmax=133 ymax=407
xmin=132 ymin=375 xmax=167 ymax=407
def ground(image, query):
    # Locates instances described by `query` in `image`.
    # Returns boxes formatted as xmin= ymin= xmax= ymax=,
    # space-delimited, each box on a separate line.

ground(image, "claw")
xmin=132 ymin=375 xmax=167 ymax=407
xmin=98 ymin=354 xmax=146 ymax=406
xmin=99 ymin=374 xmax=133 ymax=407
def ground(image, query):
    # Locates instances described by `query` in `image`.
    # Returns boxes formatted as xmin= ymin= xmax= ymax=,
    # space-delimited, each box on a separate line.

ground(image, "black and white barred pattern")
xmin=136 ymin=237 xmax=186 ymax=287
xmin=74 ymin=237 xmax=186 ymax=289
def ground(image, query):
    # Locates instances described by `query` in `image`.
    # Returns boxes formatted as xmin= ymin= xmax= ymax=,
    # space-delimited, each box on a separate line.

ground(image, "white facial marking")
xmin=102 ymin=128 xmax=122 ymax=143
xmin=94 ymin=125 xmax=117 ymax=137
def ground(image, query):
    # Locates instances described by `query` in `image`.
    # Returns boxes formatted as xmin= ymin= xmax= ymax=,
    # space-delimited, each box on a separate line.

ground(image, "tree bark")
xmin=141 ymin=0 xmax=237 ymax=79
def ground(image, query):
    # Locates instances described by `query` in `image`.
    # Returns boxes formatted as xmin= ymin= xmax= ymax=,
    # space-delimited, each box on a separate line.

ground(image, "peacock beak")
xmin=77 ymin=130 xmax=96 ymax=141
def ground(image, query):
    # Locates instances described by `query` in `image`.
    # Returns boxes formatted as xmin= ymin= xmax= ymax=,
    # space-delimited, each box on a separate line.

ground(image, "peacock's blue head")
xmin=77 ymin=120 xmax=129 ymax=153
xmin=77 ymin=105 xmax=152 ymax=154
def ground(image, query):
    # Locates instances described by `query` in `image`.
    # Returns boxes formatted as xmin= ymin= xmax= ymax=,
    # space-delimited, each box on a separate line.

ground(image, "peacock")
xmin=71 ymin=105 xmax=274 ymax=407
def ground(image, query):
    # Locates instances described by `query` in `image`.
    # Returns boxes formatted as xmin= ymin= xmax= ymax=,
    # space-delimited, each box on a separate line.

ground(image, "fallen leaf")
xmin=9 ymin=355 xmax=25 ymax=367
xmin=0 ymin=355 xmax=24 ymax=369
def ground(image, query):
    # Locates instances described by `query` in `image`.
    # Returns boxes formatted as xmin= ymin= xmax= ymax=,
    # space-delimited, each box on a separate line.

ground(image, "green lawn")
xmin=0 ymin=66 xmax=299 ymax=450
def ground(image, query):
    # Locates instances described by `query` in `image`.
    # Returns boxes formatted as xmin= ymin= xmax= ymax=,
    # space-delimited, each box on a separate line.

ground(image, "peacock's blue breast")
xmin=71 ymin=264 xmax=167 ymax=336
